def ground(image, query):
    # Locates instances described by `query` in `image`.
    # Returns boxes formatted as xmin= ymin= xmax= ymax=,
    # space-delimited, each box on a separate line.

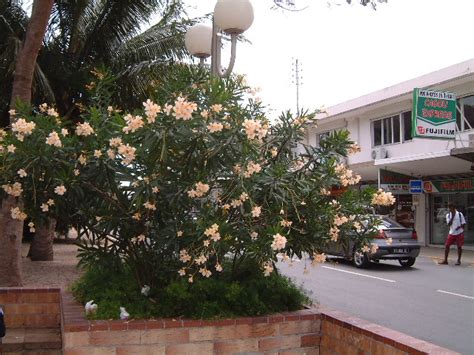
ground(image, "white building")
xmin=305 ymin=59 xmax=474 ymax=248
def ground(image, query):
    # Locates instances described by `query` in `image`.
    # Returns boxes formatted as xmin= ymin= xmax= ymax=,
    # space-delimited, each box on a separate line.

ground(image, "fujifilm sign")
xmin=412 ymin=88 xmax=457 ymax=139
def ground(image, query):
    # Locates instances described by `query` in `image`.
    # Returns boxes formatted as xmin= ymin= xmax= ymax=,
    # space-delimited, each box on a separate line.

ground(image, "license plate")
xmin=393 ymin=248 xmax=409 ymax=253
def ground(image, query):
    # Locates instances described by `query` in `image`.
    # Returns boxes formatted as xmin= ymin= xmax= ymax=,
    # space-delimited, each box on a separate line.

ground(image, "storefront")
xmin=425 ymin=177 xmax=474 ymax=246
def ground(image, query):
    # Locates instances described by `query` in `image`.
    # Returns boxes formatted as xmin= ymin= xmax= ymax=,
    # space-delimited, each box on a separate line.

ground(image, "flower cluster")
xmin=348 ymin=142 xmax=361 ymax=155
xmin=10 ymin=207 xmax=27 ymax=220
xmin=371 ymin=189 xmax=396 ymax=206
xmin=172 ymin=97 xmax=197 ymax=120
xmin=123 ymin=114 xmax=144 ymax=134
xmin=117 ymin=143 xmax=136 ymax=165
xmin=76 ymin=122 xmax=95 ymax=136
xmin=334 ymin=163 xmax=361 ymax=187
xmin=312 ymin=252 xmax=327 ymax=265
xmin=46 ymin=131 xmax=62 ymax=147
xmin=207 ymin=122 xmax=224 ymax=133
xmin=143 ymin=99 xmax=161 ymax=123
xmin=271 ymin=233 xmax=287 ymax=251
xmin=243 ymin=161 xmax=262 ymax=178
xmin=2 ymin=182 xmax=23 ymax=197
xmin=204 ymin=223 xmax=221 ymax=242
xmin=187 ymin=182 xmax=210 ymax=198
xmin=242 ymin=119 xmax=268 ymax=140
xmin=11 ymin=118 xmax=36 ymax=141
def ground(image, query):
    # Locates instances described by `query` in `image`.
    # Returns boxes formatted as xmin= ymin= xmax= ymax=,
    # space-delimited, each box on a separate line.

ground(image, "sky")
xmin=184 ymin=0 xmax=474 ymax=117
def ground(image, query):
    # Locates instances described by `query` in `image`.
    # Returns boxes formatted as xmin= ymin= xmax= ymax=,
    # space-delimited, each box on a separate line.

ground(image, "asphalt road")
xmin=278 ymin=254 xmax=474 ymax=354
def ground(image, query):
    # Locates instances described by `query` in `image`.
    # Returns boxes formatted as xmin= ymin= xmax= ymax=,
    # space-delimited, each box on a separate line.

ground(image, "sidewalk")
xmin=419 ymin=246 xmax=474 ymax=265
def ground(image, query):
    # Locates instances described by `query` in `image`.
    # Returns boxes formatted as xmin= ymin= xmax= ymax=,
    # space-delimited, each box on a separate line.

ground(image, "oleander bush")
xmin=0 ymin=65 xmax=394 ymax=318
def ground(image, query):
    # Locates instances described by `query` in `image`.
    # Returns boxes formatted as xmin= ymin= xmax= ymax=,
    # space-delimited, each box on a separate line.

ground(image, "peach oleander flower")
xmin=172 ymin=97 xmax=197 ymax=121
xmin=143 ymin=99 xmax=161 ymax=123
xmin=361 ymin=245 xmax=370 ymax=253
xmin=107 ymin=149 xmax=116 ymax=160
xmin=178 ymin=268 xmax=186 ymax=276
xmin=333 ymin=214 xmax=349 ymax=226
xmin=39 ymin=103 xmax=48 ymax=113
xmin=207 ymin=122 xmax=224 ymax=133
xmin=78 ymin=155 xmax=87 ymax=165
xmin=11 ymin=118 xmax=36 ymax=139
xmin=188 ymin=275 xmax=194 ymax=283
xmin=152 ymin=187 xmax=160 ymax=193
xmin=74 ymin=169 xmax=80 ymax=176
xmin=177 ymin=231 xmax=183 ymax=237
xmin=40 ymin=203 xmax=49 ymax=212
xmin=28 ymin=222 xmax=35 ymax=233
xmin=242 ymin=119 xmax=268 ymax=141
xmin=187 ymin=182 xmax=210 ymax=198
xmin=195 ymin=254 xmax=207 ymax=265
xmin=371 ymin=189 xmax=396 ymax=206
xmin=215 ymin=263 xmax=223 ymax=272
xmin=54 ymin=185 xmax=67 ymax=195
xmin=47 ymin=108 xmax=59 ymax=117
xmin=250 ymin=231 xmax=258 ymax=240
xmin=312 ymin=252 xmax=327 ymax=265
xmin=270 ymin=148 xmax=278 ymax=157
xmin=117 ymin=143 xmax=136 ymax=165
xmin=143 ymin=201 xmax=156 ymax=211
xmin=46 ymin=131 xmax=62 ymax=147
xmin=199 ymin=267 xmax=212 ymax=278
xmin=7 ymin=144 xmax=16 ymax=153
xmin=280 ymin=220 xmax=293 ymax=228
xmin=211 ymin=104 xmax=223 ymax=113
xmin=8 ymin=109 xmax=16 ymax=116
xmin=329 ymin=226 xmax=339 ymax=242
xmin=122 ymin=114 xmax=144 ymax=134
xmin=348 ymin=142 xmax=361 ymax=155
xmin=179 ymin=249 xmax=191 ymax=263
xmin=17 ymin=169 xmax=27 ymax=178
xmin=109 ymin=137 xmax=122 ymax=148
xmin=243 ymin=161 xmax=262 ymax=178
xmin=10 ymin=207 xmax=27 ymax=221
xmin=163 ymin=104 xmax=173 ymax=115
xmin=271 ymin=233 xmax=287 ymax=251
xmin=94 ymin=150 xmax=102 ymax=158
xmin=251 ymin=206 xmax=262 ymax=218
xmin=370 ymin=244 xmax=379 ymax=254
xmin=263 ymin=261 xmax=274 ymax=277
xmin=204 ymin=224 xmax=221 ymax=242
xmin=334 ymin=163 xmax=361 ymax=187
xmin=230 ymin=199 xmax=242 ymax=208
xmin=75 ymin=122 xmax=95 ymax=136
xmin=61 ymin=128 xmax=69 ymax=137
xmin=47 ymin=199 xmax=55 ymax=206
xmin=2 ymin=182 xmax=23 ymax=197
xmin=201 ymin=110 xmax=209 ymax=119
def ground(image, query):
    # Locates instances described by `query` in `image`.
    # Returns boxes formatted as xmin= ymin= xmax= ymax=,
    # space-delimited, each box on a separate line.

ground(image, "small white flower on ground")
xmin=119 ymin=307 xmax=129 ymax=320
xmin=141 ymin=285 xmax=151 ymax=296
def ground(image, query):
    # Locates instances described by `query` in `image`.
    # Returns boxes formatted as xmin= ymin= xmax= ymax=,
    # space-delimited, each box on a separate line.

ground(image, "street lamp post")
xmin=185 ymin=0 xmax=254 ymax=78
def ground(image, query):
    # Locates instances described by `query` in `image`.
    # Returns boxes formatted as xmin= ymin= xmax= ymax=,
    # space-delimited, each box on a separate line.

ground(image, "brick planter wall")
xmin=61 ymin=293 xmax=321 ymax=354
xmin=0 ymin=287 xmax=61 ymax=328
xmin=320 ymin=308 xmax=460 ymax=355
xmin=61 ymin=292 xmax=459 ymax=354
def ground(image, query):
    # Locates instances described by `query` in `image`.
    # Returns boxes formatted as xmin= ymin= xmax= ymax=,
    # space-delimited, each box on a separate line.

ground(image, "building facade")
xmin=305 ymin=59 xmax=474 ymax=248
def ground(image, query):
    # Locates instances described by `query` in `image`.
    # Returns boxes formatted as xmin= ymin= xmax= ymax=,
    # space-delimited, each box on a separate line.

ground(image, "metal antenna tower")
xmin=291 ymin=58 xmax=303 ymax=113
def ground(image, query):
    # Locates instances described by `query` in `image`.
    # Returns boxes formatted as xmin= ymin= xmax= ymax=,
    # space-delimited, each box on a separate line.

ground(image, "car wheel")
xmin=353 ymin=251 xmax=369 ymax=268
xmin=399 ymin=258 xmax=416 ymax=268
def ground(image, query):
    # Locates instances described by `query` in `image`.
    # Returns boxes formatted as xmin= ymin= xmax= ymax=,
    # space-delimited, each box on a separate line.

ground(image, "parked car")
xmin=324 ymin=216 xmax=421 ymax=268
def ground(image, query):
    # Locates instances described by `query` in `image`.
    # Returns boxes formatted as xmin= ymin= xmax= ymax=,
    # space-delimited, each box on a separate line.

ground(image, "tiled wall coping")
xmin=0 ymin=287 xmax=61 ymax=294
xmin=320 ymin=307 xmax=460 ymax=355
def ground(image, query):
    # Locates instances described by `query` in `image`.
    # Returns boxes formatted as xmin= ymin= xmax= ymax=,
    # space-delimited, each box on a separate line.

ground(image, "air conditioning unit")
xmin=371 ymin=148 xmax=388 ymax=160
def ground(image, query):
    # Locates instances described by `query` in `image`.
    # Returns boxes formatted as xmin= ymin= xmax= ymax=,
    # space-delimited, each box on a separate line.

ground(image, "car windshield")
xmin=377 ymin=217 xmax=405 ymax=229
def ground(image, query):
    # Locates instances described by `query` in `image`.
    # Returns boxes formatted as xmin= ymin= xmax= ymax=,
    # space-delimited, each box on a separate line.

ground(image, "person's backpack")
xmin=0 ymin=306 xmax=6 ymax=338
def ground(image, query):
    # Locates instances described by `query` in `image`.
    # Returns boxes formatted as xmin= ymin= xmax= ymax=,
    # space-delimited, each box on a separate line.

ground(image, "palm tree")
xmin=1 ymin=0 xmax=192 ymax=124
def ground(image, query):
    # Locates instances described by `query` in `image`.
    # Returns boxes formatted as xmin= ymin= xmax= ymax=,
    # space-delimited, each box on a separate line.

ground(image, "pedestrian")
xmin=439 ymin=203 xmax=465 ymax=265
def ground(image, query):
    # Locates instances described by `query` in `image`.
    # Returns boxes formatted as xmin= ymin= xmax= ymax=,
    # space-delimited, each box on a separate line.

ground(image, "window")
xmin=372 ymin=111 xmax=411 ymax=146
xmin=317 ymin=131 xmax=332 ymax=145
xmin=455 ymin=95 xmax=474 ymax=132
xmin=402 ymin=111 xmax=412 ymax=141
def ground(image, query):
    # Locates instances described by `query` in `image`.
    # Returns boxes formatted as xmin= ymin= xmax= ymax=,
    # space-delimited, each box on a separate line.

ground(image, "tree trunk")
xmin=0 ymin=197 xmax=24 ymax=286
xmin=10 ymin=0 xmax=55 ymax=107
xmin=28 ymin=219 xmax=56 ymax=261
xmin=0 ymin=0 xmax=55 ymax=286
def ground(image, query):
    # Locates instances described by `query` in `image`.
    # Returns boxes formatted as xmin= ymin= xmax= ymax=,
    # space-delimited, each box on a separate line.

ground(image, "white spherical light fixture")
xmin=214 ymin=0 xmax=254 ymax=35
xmin=185 ymin=24 xmax=212 ymax=58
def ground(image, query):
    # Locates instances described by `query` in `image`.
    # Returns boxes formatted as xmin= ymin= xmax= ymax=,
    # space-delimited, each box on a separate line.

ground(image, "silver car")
xmin=326 ymin=216 xmax=421 ymax=268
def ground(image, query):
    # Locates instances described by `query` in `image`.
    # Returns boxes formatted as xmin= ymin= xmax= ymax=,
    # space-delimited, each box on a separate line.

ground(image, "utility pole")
xmin=291 ymin=58 xmax=303 ymax=113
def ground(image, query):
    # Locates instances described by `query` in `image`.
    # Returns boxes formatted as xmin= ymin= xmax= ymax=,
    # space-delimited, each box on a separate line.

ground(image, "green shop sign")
xmin=412 ymin=88 xmax=456 ymax=139
xmin=423 ymin=178 xmax=474 ymax=193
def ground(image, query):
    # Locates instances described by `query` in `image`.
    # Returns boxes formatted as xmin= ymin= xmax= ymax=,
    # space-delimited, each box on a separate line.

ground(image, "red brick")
xmin=108 ymin=321 xmax=128 ymax=331
xmin=146 ymin=319 xmax=164 ymax=329
xmin=280 ymin=320 xmax=319 ymax=335
xmin=116 ymin=344 xmax=166 ymax=354
xmin=251 ymin=323 xmax=279 ymax=337
xmin=189 ymin=324 xmax=252 ymax=342
xmin=163 ymin=319 xmax=183 ymax=328
xmin=63 ymin=331 xmax=90 ymax=347
xmin=89 ymin=321 xmax=109 ymax=331
xmin=64 ymin=347 xmax=116 ymax=355
xmin=127 ymin=320 xmax=147 ymax=330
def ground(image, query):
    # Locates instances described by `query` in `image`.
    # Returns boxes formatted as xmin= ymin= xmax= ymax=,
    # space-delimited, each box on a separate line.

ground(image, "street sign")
xmin=412 ymin=88 xmax=456 ymax=139
xmin=409 ymin=180 xmax=423 ymax=194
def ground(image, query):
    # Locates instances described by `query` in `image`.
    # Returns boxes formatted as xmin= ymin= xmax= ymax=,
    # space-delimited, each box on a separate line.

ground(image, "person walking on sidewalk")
xmin=439 ymin=203 xmax=466 ymax=265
